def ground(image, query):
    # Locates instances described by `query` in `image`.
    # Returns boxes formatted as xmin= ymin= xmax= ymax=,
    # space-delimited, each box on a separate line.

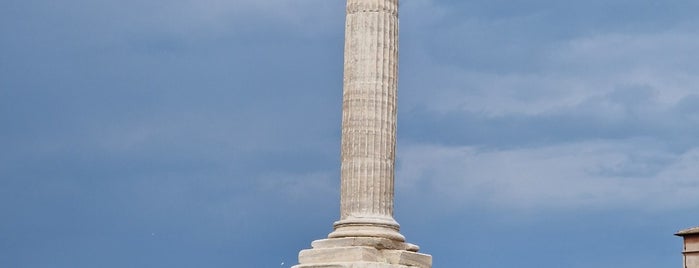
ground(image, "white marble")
xmin=293 ymin=1 xmax=431 ymax=267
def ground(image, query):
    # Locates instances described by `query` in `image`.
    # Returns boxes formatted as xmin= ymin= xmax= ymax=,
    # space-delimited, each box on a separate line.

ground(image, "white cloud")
xmin=395 ymin=2 xmax=699 ymax=215
xmin=396 ymin=140 xmax=699 ymax=212
xmin=401 ymin=10 xmax=699 ymax=116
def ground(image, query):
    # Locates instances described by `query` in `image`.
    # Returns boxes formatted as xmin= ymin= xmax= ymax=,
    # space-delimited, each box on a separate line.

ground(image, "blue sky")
xmin=2 ymin=0 xmax=698 ymax=267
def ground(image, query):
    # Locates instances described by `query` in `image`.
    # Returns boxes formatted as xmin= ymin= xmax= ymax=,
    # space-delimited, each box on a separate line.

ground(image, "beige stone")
xmin=311 ymin=237 xmax=419 ymax=252
xmin=332 ymin=0 xmax=402 ymax=240
xmin=296 ymin=243 xmax=431 ymax=267
xmin=293 ymin=0 xmax=431 ymax=267
xmin=299 ymin=247 xmax=382 ymax=263
xmin=383 ymin=250 xmax=432 ymax=267
xmin=294 ymin=263 xmax=415 ymax=268
xmin=677 ymin=226 xmax=699 ymax=268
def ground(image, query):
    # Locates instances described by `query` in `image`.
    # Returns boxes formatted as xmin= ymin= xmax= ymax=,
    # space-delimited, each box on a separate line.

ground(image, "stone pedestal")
xmin=295 ymin=238 xmax=431 ymax=268
xmin=293 ymin=0 xmax=431 ymax=267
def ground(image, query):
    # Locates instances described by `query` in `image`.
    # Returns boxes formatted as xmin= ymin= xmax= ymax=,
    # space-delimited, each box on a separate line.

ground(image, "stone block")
xmin=295 ymin=240 xmax=431 ymax=268
xmin=311 ymin=237 xmax=418 ymax=252
xmin=299 ymin=247 xmax=382 ymax=264
xmin=383 ymin=250 xmax=432 ymax=267
xmin=293 ymin=262 xmax=411 ymax=268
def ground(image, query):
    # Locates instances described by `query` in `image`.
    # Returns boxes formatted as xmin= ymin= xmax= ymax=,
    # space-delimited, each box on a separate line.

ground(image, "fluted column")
xmin=293 ymin=1 xmax=432 ymax=266
xmin=328 ymin=0 xmax=404 ymax=242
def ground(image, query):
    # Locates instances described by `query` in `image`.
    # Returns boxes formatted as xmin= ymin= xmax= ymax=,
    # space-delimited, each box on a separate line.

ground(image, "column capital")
xmin=347 ymin=0 xmax=398 ymax=15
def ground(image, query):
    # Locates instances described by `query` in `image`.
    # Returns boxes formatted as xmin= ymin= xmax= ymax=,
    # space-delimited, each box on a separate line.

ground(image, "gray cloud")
xmin=396 ymin=140 xmax=699 ymax=212
xmin=392 ymin=0 xmax=699 ymax=216
xmin=2 ymin=0 xmax=697 ymax=267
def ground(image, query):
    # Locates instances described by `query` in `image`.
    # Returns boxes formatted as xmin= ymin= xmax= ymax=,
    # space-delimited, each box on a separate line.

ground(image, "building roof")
xmin=675 ymin=226 xmax=699 ymax=236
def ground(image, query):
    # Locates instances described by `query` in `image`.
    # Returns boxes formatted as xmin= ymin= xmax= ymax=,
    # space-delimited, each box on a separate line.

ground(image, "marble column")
xmin=293 ymin=0 xmax=431 ymax=267
xmin=329 ymin=0 xmax=402 ymax=242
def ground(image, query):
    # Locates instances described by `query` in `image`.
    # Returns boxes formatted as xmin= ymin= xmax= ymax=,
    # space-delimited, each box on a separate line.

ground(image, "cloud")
xmin=399 ymin=0 xmax=699 ymax=122
xmin=396 ymin=140 xmax=699 ymax=212
xmin=395 ymin=6 xmax=699 ymax=213
xmin=401 ymin=28 xmax=699 ymax=114
xmin=397 ymin=5 xmax=699 ymax=189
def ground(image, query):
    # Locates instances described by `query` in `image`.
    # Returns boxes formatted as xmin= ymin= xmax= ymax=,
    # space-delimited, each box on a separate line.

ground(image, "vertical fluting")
xmin=332 ymin=0 xmax=403 ymax=241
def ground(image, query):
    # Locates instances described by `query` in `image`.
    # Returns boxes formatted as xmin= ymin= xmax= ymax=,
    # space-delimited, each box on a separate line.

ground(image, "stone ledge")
xmin=312 ymin=237 xmax=419 ymax=252
xmin=299 ymin=247 xmax=382 ymax=264
xmin=383 ymin=250 xmax=431 ymax=267
xmin=292 ymin=262 xmax=411 ymax=268
xmin=295 ymin=243 xmax=431 ymax=268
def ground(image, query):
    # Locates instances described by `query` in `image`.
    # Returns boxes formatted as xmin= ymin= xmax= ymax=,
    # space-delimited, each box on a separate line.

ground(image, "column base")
xmin=292 ymin=237 xmax=432 ymax=268
xmin=293 ymin=262 xmax=424 ymax=268
xmin=329 ymin=217 xmax=406 ymax=242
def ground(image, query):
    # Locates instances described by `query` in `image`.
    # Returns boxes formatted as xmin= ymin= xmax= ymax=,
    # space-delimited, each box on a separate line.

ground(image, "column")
xmin=328 ymin=0 xmax=403 ymax=242
xmin=293 ymin=1 xmax=432 ymax=266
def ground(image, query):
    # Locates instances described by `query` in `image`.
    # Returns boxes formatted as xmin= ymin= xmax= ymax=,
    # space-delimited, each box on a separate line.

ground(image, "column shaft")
xmin=330 ymin=0 xmax=403 ymax=241
xmin=293 ymin=1 xmax=432 ymax=266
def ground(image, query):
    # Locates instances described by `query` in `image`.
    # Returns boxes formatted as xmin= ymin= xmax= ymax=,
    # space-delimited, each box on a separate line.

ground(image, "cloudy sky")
xmin=2 ymin=0 xmax=698 ymax=267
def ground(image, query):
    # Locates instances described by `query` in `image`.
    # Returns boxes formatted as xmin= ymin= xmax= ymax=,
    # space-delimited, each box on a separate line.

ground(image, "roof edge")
xmin=675 ymin=226 xmax=699 ymax=236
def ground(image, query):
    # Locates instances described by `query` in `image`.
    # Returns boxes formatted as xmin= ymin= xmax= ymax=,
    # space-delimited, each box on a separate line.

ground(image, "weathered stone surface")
xmin=294 ymin=245 xmax=431 ymax=268
xmin=312 ymin=237 xmax=419 ymax=252
xmin=293 ymin=262 xmax=413 ymax=268
xmin=328 ymin=0 xmax=403 ymax=244
xmin=293 ymin=0 xmax=431 ymax=267
xmin=299 ymin=247 xmax=382 ymax=264
xmin=383 ymin=250 xmax=432 ymax=267
xmin=677 ymin=226 xmax=699 ymax=236
xmin=677 ymin=226 xmax=699 ymax=268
